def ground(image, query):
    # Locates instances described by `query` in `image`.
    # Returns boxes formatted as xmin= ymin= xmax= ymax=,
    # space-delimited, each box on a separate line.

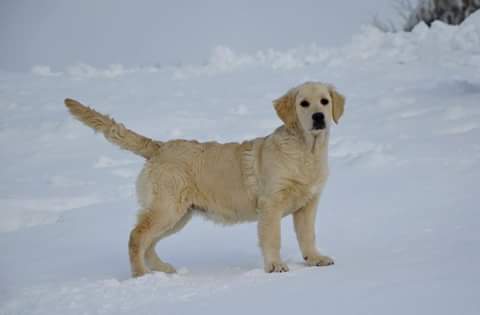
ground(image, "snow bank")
xmin=31 ymin=64 xmax=160 ymax=80
xmin=29 ymin=12 xmax=480 ymax=82
xmin=66 ymin=63 xmax=132 ymax=79
xmin=348 ymin=10 xmax=480 ymax=63
xmin=175 ymin=11 xmax=480 ymax=79
xmin=173 ymin=44 xmax=331 ymax=79
xmin=31 ymin=65 xmax=62 ymax=77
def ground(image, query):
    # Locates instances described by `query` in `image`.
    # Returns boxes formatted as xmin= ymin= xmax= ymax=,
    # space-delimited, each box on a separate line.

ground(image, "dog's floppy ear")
xmin=273 ymin=88 xmax=298 ymax=129
xmin=329 ymin=86 xmax=345 ymax=124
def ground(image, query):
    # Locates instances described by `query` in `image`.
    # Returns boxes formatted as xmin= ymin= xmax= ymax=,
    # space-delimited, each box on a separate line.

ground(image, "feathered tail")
xmin=64 ymin=98 xmax=161 ymax=159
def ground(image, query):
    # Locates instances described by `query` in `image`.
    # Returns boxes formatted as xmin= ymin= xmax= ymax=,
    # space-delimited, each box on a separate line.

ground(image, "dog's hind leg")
xmin=145 ymin=210 xmax=193 ymax=273
xmin=129 ymin=187 xmax=190 ymax=277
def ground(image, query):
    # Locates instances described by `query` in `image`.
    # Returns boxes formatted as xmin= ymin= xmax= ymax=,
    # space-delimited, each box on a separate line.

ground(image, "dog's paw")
xmin=150 ymin=261 xmax=177 ymax=274
xmin=264 ymin=261 xmax=289 ymax=273
xmin=304 ymin=254 xmax=334 ymax=267
xmin=131 ymin=268 xmax=150 ymax=278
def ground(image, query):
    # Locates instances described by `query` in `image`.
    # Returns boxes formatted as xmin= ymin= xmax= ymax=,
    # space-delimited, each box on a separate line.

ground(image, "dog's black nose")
xmin=312 ymin=112 xmax=326 ymax=130
xmin=312 ymin=112 xmax=325 ymax=122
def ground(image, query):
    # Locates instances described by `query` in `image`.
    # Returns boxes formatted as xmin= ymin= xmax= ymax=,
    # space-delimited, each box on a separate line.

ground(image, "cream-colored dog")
xmin=64 ymin=81 xmax=345 ymax=277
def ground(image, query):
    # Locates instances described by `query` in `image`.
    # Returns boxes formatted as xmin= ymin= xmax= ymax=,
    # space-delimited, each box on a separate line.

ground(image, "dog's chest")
xmin=297 ymin=175 xmax=326 ymax=203
xmin=299 ymin=151 xmax=328 ymax=186
xmin=283 ymin=155 xmax=328 ymax=213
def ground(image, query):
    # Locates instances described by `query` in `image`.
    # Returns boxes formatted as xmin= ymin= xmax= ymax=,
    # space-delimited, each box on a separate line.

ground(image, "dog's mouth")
xmin=312 ymin=122 xmax=326 ymax=131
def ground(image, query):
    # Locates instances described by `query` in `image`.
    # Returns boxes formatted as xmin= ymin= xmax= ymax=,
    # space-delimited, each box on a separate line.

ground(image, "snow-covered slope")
xmin=1 ymin=14 xmax=480 ymax=315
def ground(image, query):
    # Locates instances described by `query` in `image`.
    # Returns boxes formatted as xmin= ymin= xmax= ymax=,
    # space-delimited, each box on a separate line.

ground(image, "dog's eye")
xmin=321 ymin=98 xmax=329 ymax=105
xmin=300 ymin=100 xmax=310 ymax=108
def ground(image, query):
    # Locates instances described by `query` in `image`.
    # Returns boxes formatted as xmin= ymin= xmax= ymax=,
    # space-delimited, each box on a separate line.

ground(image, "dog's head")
xmin=273 ymin=82 xmax=345 ymax=135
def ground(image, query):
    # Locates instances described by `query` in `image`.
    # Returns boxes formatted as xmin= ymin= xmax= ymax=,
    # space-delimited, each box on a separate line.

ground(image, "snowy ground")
xmin=1 ymin=13 xmax=480 ymax=315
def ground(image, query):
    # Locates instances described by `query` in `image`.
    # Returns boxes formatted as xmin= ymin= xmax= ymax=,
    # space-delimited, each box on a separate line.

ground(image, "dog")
xmin=64 ymin=81 xmax=345 ymax=277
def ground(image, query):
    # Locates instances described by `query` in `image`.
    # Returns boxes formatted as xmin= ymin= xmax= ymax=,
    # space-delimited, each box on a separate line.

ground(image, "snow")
xmin=31 ymin=65 xmax=61 ymax=77
xmin=1 ymin=11 xmax=480 ymax=315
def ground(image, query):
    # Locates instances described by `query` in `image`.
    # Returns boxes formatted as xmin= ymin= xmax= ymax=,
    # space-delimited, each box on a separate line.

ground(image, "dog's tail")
xmin=64 ymin=98 xmax=161 ymax=159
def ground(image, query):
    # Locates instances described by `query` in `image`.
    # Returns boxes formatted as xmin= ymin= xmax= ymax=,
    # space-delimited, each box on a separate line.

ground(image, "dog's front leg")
xmin=293 ymin=195 xmax=334 ymax=267
xmin=257 ymin=198 xmax=289 ymax=273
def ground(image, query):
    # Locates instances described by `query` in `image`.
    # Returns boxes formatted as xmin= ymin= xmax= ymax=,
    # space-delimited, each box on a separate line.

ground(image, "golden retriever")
xmin=64 ymin=81 xmax=345 ymax=277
